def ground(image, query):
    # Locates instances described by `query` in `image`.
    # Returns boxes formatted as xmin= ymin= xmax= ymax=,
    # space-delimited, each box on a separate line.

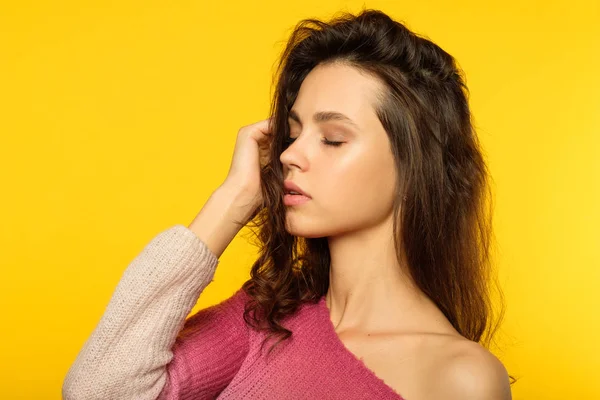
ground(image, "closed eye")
xmin=284 ymin=137 xmax=343 ymax=147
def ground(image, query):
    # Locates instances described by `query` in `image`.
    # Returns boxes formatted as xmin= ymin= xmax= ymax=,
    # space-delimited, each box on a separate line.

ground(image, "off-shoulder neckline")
xmin=315 ymin=295 xmax=406 ymax=399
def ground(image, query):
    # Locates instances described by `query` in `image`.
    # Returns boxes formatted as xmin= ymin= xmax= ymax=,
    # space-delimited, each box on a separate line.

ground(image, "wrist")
xmin=188 ymin=191 xmax=242 ymax=259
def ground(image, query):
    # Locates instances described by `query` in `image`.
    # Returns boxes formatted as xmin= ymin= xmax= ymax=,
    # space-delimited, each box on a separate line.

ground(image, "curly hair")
xmin=236 ymin=8 xmax=516 ymax=385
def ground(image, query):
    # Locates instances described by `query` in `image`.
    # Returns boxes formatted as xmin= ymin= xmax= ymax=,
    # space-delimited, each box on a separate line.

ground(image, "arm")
xmin=157 ymin=287 xmax=251 ymax=399
xmin=62 ymin=187 xmax=254 ymax=400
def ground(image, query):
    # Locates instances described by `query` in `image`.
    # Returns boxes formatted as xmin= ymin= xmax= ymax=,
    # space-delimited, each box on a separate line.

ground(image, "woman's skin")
xmin=279 ymin=61 xmax=510 ymax=399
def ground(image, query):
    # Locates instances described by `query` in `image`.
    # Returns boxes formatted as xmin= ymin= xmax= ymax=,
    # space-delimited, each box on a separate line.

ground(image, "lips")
xmin=283 ymin=180 xmax=311 ymax=198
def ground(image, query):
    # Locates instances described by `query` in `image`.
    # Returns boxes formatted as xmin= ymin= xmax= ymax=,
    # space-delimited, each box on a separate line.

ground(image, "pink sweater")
xmin=62 ymin=224 xmax=406 ymax=399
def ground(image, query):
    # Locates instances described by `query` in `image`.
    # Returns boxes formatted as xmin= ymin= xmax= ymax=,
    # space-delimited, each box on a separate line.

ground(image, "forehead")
xmin=291 ymin=62 xmax=383 ymax=122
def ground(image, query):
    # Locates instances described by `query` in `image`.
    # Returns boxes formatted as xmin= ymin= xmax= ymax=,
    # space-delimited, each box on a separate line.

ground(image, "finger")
xmin=255 ymin=119 xmax=274 ymax=139
xmin=263 ymin=118 xmax=274 ymax=135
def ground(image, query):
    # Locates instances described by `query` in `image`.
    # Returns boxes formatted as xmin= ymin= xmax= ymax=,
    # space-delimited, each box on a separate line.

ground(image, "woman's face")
xmin=280 ymin=62 xmax=398 ymax=238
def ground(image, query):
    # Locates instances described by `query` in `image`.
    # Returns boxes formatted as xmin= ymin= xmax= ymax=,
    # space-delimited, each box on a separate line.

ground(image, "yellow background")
xmin=1 ymin=1 xmax=598 ymax=399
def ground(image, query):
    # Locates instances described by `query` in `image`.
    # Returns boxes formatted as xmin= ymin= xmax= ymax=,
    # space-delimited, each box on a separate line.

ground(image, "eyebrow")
xmin=288 ymin=109 xmax=361 ymax=130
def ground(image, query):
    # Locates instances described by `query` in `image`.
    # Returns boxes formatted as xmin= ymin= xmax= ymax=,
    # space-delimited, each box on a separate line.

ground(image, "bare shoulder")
xmin=432 ymin=337 xmax=512 ymax=400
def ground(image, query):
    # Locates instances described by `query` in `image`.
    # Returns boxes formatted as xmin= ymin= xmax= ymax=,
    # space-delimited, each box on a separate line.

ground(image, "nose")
xmin=279 ymin=136 xmax=304 ymax=170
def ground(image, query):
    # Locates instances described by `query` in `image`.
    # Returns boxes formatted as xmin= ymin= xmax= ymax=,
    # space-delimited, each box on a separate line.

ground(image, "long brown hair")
xmin=237 ymin=8 xmax=516 ymax=385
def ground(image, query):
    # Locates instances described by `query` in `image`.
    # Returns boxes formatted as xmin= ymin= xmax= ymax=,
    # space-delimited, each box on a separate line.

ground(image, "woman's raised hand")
xmin=188 ymin=118 xmax=275 ymax=258
xmin=219 ymin=118 xmax=274 ymax=219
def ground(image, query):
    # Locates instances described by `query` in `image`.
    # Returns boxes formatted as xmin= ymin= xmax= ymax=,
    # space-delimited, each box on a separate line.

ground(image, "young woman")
xmin=63 ymin=8 xmax=514 ymax=400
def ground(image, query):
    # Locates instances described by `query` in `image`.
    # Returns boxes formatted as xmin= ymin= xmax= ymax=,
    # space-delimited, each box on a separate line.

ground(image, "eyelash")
xmin=284 ymin=137 xmax=343 ymax=147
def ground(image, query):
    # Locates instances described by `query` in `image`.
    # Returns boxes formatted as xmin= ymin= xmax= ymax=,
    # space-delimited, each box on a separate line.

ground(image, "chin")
xmin=285 ymin=219 xmax=331 ymax=239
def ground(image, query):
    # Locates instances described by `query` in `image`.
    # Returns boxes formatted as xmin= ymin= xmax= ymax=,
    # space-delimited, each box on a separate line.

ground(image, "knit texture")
xmin=62 ymin=224 xmax=405 ymax=400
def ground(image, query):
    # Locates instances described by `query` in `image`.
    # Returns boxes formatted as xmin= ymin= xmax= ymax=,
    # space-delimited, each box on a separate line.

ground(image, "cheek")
xmin=322 ymin=157 xmax=396 ymax=213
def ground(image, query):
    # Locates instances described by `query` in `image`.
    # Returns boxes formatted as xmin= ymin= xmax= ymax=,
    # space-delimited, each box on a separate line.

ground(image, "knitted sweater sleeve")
xmin=62 ymin=224 xmax=250 ymax=400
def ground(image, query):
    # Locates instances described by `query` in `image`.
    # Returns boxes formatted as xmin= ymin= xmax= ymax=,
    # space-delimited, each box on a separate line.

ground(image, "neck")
xmin=324 ymin=215 xmax=423 ymax=333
